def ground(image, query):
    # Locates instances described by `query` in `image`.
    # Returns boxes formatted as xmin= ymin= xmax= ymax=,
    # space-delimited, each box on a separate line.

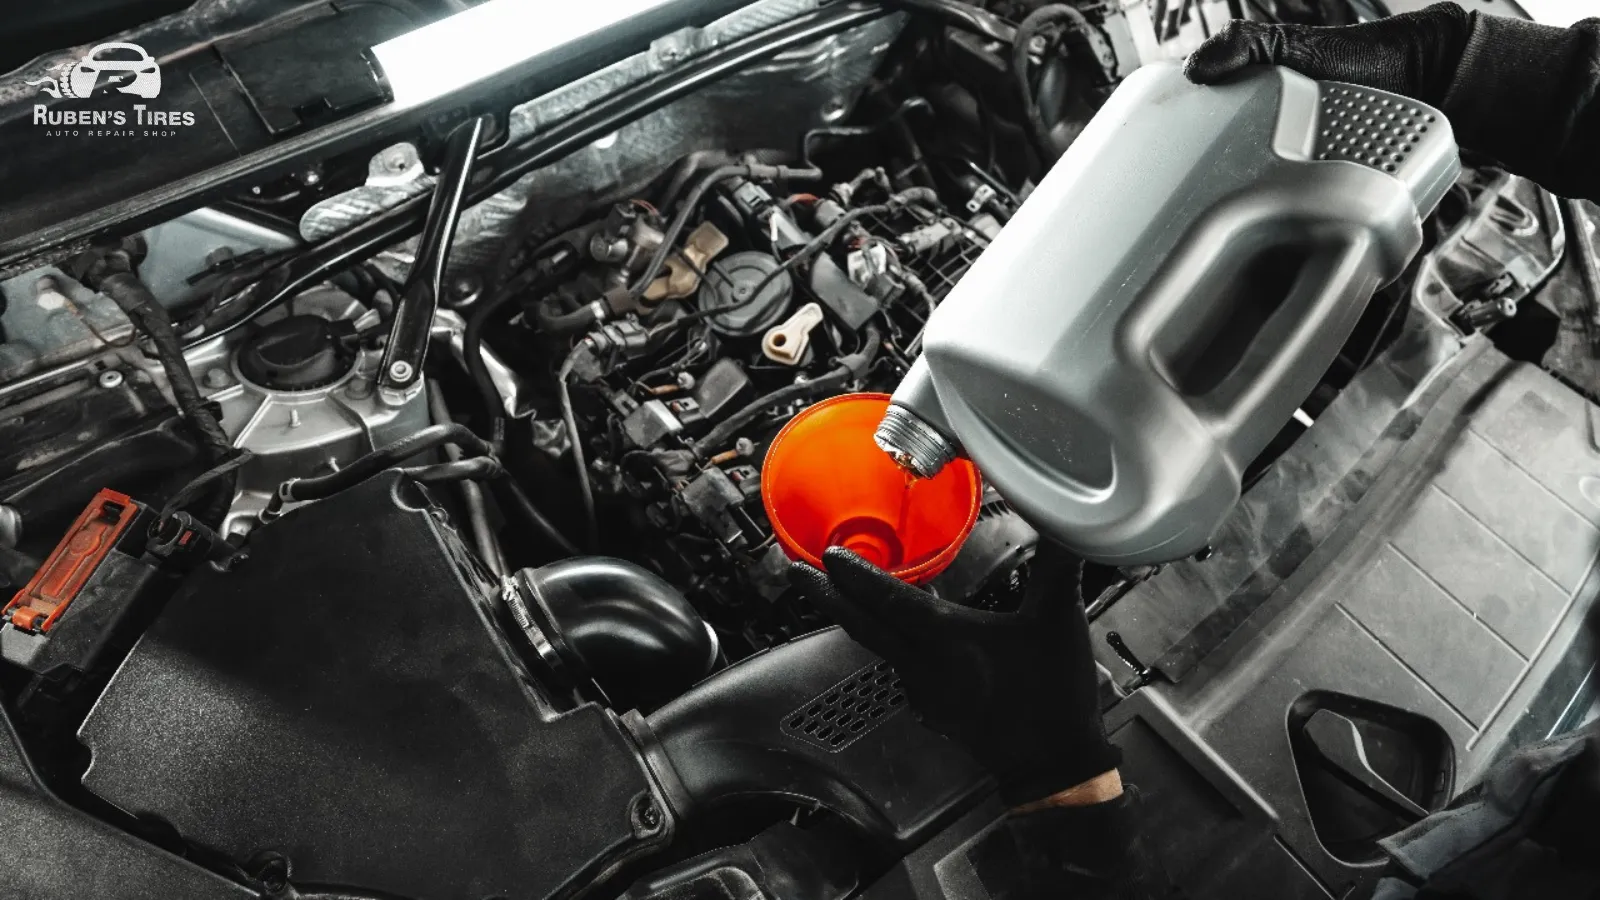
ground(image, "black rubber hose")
xmin=693 ymin=321 xmax=881 ymax=457
xmin=532 ymin=299 xmax=600 ymax=336
xmin=627 ymin=163 xmax=822 ymax=303
xmin=519 ymin=557 xmax=716 ymax=711
xmin=429 ymin=381 xmax=507 ymax=577
xmin=627 ymin=163 xmax=756 ymax=300
xmin=882 ymin=0 xmax=1016 ymax=42
xmin=396 ymin=457 xmax=506 ymax=484
xmin=1011 ymin=4 xmax=1091 ymax=169
xmin=800 ymin=97 xmax=933 ymax=167
xmin=657 ymin=150 xmax=734 ymax=214
xmin=694 ymin=366 xmax=853 ymax=456
xmin=501 ymin=479 xmax=581 ymax=557
xmin=664 ymin=191 xmax=933 ymax=335
xmin=281 ymin=424 xmax=493 ymax=503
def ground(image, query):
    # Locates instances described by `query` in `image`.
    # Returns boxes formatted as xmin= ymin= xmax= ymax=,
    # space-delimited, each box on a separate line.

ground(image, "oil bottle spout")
xmin=876 ymin=357 xmax=962 ymax=479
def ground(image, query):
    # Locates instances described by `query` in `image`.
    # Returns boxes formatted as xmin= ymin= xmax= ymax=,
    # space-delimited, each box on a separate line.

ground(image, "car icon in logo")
xmin=68 ymin=43 xmax=161 ymax=99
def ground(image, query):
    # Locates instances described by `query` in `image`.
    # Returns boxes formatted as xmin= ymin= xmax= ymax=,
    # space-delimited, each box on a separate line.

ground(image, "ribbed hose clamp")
xmin=873 ymin=404 xmax=959 ymax=479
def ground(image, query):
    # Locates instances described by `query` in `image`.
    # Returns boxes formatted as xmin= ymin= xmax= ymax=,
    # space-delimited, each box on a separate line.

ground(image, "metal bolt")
xmin=97 ymin=370 xmax=124 ymax=389
xmin=675 ymin=371 xmax=696 ymax=390
xmin=203 ymin=368 xmax=231 ymax=389
xmin=388 ymin=361 xmax=414 ymax=383
xmin=300 ymin=167 xmax=322 ymax=186
xmin=447 ymin=274 xmax=483 ymax=309
xmin=733 ymin=437 xmax=755 ymax=457
xmin=248 ymin=851 xmax=291 ymax=895
xmin=631 ymin=795 xmax=663 ymax=837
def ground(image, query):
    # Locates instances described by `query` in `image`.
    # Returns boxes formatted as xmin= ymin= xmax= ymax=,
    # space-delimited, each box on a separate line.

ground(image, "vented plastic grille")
xmin=859 ymin=206 xmax=987 ymax=355
xmin=782 ymin=660 xmax=906 ymax=752
xmin=1314 ymin=84 xmax=1437 ymax=174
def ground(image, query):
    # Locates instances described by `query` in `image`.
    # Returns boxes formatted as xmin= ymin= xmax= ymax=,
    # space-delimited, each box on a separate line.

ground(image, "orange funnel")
xmin=762 ymin=392 xmax=981 ymax=584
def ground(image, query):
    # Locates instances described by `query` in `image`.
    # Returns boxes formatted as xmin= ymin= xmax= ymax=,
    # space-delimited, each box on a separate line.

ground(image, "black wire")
xmin=694 ymin=366 xmax=854 ymax=456
xmin=800 ymin=96 xmax=934 ymax=167
xmin=693 ymin=324 xmax=882 ymax=456
xmin=656 ymin=197 xmax=926 ymax=336
xmin=557 ymin=347 xmax=600 ymax=553
xmin=657 ymin=151 xmax=735 ymax=214
xmin=500 ymin=478 xmax=581 ymax=556
xmin=629 ymin=164 xmax=752 ymax=302
xmin=628 ymin=163 xmax=822 ymax=304
xmin=84 ymin=251 xmax=238 ymax=529
xmin=158 ymin=450 xmax=254 ymax=524
xmin=98 ymin=275 xmax=231 ymax=458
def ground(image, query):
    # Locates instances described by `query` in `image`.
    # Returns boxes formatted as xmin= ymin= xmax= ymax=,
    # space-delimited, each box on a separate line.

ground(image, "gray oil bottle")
xmin=876 ymin=62 xmax=1459 ymax=565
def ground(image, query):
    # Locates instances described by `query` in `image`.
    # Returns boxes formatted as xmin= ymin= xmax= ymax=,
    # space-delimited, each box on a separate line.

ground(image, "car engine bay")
xmin=1 ymin=0 xmax=1598 ymax=898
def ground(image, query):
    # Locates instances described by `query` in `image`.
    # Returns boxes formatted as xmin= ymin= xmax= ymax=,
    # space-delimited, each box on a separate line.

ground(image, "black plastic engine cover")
xmin=638 ymin=626 xmax=993 ymax=850
xmin=77 ymin=473 xmax=669 ymax=900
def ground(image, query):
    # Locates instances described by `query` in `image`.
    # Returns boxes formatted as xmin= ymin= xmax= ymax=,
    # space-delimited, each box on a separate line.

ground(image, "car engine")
xmin=1 ymin=0 xmax=1596 ymax=898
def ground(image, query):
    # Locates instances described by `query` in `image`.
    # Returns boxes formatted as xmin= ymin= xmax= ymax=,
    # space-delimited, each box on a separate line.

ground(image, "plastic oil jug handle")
xmin=1202 ymin=237 xmax=1378 ymax=462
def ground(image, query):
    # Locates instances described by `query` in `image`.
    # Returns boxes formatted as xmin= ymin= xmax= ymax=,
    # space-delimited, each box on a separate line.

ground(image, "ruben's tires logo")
xmin=25 ymin=42 xmax=195 ymax=134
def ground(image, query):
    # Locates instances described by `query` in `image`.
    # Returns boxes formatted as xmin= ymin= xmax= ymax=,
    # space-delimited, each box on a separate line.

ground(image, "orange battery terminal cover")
xmin=3 ymin=489 xmax=141 ymax=634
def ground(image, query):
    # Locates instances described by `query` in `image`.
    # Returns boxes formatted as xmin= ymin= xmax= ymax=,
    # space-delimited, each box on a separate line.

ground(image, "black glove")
xmin=789 ymin=543 xmax=1119 ymax=806
xmin=1184 ymin=2 xmax=1473 ymax=106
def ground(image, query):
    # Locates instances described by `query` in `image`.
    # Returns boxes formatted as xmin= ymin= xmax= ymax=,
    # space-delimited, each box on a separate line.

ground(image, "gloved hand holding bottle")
xmin=1184 ymin=1 xmax=1599 ymax=201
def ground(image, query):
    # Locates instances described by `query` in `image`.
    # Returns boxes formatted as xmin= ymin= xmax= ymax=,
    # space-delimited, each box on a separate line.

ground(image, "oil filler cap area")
xmin=235 ymin=315 xmax=358 ymax=391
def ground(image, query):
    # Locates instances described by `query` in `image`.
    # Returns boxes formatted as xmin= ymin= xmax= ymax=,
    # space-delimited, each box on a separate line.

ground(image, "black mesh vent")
xmin=858 ymin=207 xmax=986 ymax=302
xmin=1314 ymin=84 xmax=1436 ymax=174
xmin=855 ymin=205 xmax=987 ymax=359
xmin=782 ymin=660 xmax=906 ymax=752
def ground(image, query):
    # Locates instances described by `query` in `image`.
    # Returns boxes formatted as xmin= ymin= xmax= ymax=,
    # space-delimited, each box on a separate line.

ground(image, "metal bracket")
xmin=377 ymin=116 xmax=488 ymax=406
